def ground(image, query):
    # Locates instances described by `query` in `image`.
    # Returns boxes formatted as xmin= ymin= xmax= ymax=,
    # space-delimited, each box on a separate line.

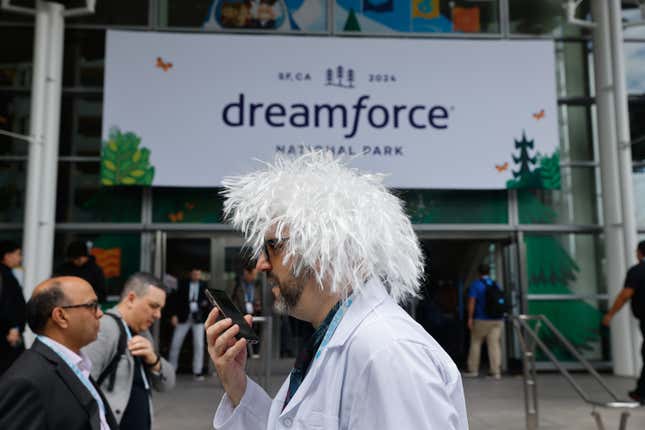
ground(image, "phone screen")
xmin=205 ymin=289 xmax=259 ymax=344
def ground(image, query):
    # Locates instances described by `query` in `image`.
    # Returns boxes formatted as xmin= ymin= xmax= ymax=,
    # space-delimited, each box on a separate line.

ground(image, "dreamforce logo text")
xmin=222 ymin=94 xmax=451 ymax=139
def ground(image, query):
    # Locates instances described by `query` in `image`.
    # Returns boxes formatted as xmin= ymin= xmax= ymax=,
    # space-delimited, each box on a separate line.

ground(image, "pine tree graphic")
xmin=512 ymin=130 xmax=537 ymax=179
xmin=347 ymin=69 xmax=355 ymax=87
xmin=519 ymin=192 xmax=601 ymax=360
xmin=325 ymin=68 xmax=333 ymax=86
xmin=344 ymin=8 xmax=361 ymax=32
xmin=506 ymin=131 xmax=547 ymax=189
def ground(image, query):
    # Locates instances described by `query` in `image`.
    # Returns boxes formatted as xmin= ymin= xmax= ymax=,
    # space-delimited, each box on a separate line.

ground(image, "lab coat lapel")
xmin=279 ymin=343 xmax=326 ymax=416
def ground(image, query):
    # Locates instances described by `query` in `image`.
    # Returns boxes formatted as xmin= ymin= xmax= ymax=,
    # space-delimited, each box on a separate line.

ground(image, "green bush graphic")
xmin=101 ymin=128 xmax=155 ymax=186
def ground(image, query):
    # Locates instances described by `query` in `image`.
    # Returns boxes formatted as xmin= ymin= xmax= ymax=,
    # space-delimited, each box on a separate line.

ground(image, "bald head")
xmin=32 ymin=276 xmax=92 ymax=297
xmin=27 ymin=276 xmax=97 ymax=335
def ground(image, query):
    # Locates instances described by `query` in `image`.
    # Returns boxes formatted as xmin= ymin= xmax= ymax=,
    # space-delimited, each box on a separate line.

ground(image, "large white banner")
xmin=102 ymin=31 xmax=559 ymax=189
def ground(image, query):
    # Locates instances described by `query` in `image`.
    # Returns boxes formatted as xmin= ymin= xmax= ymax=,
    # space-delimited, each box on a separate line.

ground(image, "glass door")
xmin=152 ymin=232 xmax=290 ymax=390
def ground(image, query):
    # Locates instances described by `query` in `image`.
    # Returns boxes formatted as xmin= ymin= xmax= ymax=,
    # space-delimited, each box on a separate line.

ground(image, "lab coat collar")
xmin=280 ymin=278 xmax=389 ymax=416
xmin=325 ymin=277 xmax=388 ymax=349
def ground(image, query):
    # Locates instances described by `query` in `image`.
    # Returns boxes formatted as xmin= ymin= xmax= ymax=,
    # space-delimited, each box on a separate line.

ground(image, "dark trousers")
xmin=638 ymin=320 xmax=645 ymax=395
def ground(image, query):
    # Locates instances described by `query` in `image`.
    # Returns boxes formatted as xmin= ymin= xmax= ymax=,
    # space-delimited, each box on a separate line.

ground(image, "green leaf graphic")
xmin=100 ymin=128 xmax=155 ymax=186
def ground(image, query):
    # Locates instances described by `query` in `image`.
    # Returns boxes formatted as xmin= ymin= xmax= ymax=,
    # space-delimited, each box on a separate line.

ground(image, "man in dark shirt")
xmin=167 ymin=268 xmax=210 ymax=379
xmin=0 ymin=240 xmax=26 ymax=376
xmin=55 ymin=241 xmax=107 ymax=302
xmin=603 ymin=240 xmax=645 ymax=404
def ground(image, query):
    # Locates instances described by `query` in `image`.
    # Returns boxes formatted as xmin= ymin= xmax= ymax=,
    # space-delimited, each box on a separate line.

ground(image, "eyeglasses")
xmin=60 ymin=300 xmax=100 ymax=313
xmin=263 ymin=237 xmax=289 ymax=260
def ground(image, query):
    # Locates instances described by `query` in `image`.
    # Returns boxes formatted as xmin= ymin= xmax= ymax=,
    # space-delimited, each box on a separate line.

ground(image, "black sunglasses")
xmin=263 ymin=237 xmax=289 ymax=259
xmin=60 ymin=300 xmax=100 ymax=313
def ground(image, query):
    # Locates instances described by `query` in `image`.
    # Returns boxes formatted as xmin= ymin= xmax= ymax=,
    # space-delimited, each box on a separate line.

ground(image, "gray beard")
xmin=273 ymin=297 xmax=288 ymax=314
xmin=269 ymin=269 xmax=307 ymax=315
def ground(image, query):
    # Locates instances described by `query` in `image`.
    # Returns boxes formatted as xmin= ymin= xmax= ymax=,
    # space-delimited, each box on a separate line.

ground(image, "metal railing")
xmin=511 ymin=314 xmax=641 ymax=430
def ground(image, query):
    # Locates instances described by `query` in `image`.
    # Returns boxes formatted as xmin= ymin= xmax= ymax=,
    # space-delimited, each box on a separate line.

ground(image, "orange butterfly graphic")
xmin=156 ymin=57 xmax=173 ymax=72
xmin=532 ymin=109 xmax=545 ymax=120
xmin=495 ymin=162 xmax=509 ymax=172
xmin=168 ymin=211 xmax=184 ymax=222
xmin=185 ymin=202 xmax=195 ymax=210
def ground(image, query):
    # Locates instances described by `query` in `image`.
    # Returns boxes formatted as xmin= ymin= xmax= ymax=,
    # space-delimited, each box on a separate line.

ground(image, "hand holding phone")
xmin=204 ymin=290 xmax=255 ymax=407
xmin=204 ymin=289 xmax=259 ymax=344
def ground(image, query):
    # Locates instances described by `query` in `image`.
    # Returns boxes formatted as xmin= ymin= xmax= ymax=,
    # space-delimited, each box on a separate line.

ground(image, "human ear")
xmin=51 ymin=307 xmax=70 ymax=329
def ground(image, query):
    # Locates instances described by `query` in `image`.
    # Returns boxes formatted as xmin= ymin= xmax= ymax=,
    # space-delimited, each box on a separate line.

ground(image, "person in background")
xmin=168 ymin=267 xmax=210 ymax=379
xmin=0 ymin=276 xmax=118 ymax=429
xmin=232 ymin=263 xmax=263 ymax=357
xmin=83 ymin=272 xmax=175 ymax=429
xmin=55 ymin=240 xmax=107 ymax=302
xmin=0 ymin=240 xmax=26 ymax=376
xmin=464 ymin=263 xmax=504 ymax=380
xmin=603 ymin=240 xmax=645 ymax=404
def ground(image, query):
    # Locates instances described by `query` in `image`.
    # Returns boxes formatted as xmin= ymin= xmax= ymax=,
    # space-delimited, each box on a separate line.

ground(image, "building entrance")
xmin=151 ymin=233 xmax=520 ymax=378
xmin=414 ymin=239 xmax=514 ymax=371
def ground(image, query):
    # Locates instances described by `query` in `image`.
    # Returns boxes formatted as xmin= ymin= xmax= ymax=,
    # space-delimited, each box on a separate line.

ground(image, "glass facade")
xmin=1 ymin=1 xmax=645 ymax=367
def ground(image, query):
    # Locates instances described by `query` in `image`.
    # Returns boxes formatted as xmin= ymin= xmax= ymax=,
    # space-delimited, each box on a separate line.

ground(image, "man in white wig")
xmin=206 ymin=151 xmax=468 ymax=430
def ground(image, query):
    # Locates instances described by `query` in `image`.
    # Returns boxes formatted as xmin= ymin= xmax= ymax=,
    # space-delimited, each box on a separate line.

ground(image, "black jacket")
xmin=0 ymin=263 xmax=26 ymax=333
xmin=55 ymin=256 xmax=107 ymax=302
xmin=168 ymin=280 xmax=210 ymax=323
xmin=0 ymin=339 xmax=118 ymax=430
xmin=0 ymin=263 xmax=26 ymax=372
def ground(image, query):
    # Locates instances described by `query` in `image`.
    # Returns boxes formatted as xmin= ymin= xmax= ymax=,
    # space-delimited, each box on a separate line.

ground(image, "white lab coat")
xmin=213 ymin=278 xmax=469 ymax=430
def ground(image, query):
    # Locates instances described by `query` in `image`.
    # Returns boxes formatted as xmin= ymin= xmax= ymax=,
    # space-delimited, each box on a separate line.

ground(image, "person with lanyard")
xmin=232 ymin=264 xmax=263 ymax=357
xmin=82 ymin=272 xmax=176 ymax=429
xmin=206 ymin=152 xmax=468 ymax=430
xmin=603 ymin=239 xmax=645 ymax=404
xmin=168 ymin=267 xmax=210 ymax=379
xmin=0 ymin=276 xmax=118 ymax=430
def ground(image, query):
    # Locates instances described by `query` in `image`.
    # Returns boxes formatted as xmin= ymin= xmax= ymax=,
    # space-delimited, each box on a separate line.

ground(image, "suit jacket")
xmin=82 ymin=307 xmax=176 ymax=425
xmin=231 ymin=278 xmax=263 ymax=315
xmin=0 ymin=339 xmax=118 ymax=430
xmin=168 ymin=279 xmax=210 ymax=323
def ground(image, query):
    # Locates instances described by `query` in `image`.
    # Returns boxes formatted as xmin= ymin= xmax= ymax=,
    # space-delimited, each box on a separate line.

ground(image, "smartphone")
xmin=205 ymin=288 xmax=259 ymax=344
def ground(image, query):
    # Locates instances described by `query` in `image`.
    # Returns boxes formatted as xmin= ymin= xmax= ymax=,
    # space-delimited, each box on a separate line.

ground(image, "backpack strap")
xmin=97 ymin=313 xmax=127 ymax=392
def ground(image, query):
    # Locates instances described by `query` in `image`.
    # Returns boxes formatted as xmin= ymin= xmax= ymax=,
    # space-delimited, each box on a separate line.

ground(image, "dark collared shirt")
xmin=283 ymin=301 xmax=341 ymax=410
xmin=120 ymin=328 xmax=151 ymax=430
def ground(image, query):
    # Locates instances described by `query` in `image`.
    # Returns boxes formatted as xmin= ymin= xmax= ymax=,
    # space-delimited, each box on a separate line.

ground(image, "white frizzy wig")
xmin=221 ymin=151 xmax=424 ymax=304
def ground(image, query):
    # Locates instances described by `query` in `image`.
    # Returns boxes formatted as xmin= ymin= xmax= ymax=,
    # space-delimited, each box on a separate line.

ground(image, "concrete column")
xmin=22 ymin=1 xmax=50 ymax=300
xmin=590 ymin=0 xmax=634 ymax=376
xmin=34 ymin=1 xmax=65 ymax=284
xmin=608 ymin=0 xmax=643 ymax=376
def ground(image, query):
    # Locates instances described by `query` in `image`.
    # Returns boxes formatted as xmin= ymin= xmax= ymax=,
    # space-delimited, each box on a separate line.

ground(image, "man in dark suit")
xmin=167 ymin=268 xmax=210 ymax=379
xmin=0 ymin=276 xmax=118 ymax=430
xmin=231 ymin=264 xmax=264 ymax=357
xmin=0 ymin=240 xmax=26 ymax=375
